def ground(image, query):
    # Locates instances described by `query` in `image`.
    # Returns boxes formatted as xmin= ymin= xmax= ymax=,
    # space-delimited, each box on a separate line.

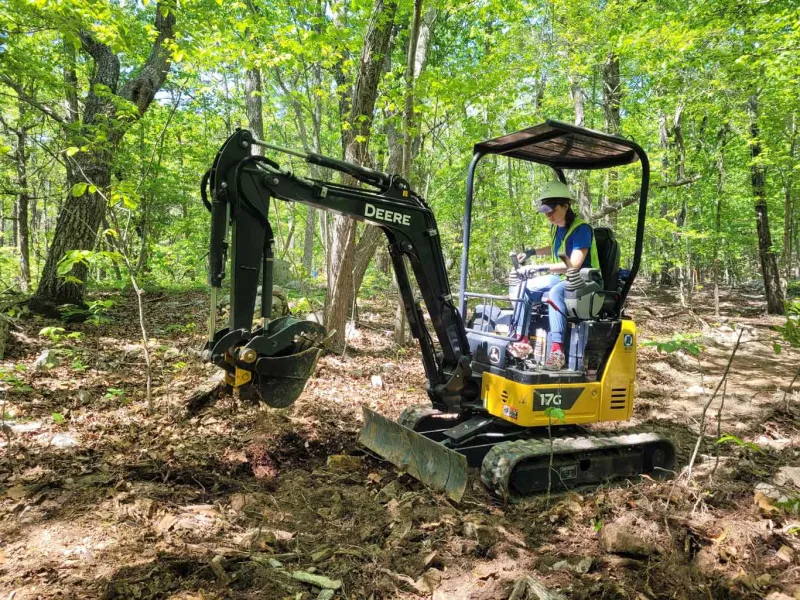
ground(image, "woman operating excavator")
xmin=512 ymin=181 xmax=599 ymax=370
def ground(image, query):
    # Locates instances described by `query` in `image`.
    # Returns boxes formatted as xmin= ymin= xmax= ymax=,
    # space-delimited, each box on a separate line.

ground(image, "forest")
xmin=0 ymin=0 xmax=799 ymax=598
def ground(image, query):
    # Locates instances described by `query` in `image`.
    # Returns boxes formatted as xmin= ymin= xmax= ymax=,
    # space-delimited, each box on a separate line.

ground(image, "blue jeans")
xmin=511 ymin=274 xmax=567 ymax=344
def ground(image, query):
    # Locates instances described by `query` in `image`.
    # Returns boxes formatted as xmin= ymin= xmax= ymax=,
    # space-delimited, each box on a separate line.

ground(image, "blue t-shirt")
xmin=553 ymin=223 xmax=593 ymax=269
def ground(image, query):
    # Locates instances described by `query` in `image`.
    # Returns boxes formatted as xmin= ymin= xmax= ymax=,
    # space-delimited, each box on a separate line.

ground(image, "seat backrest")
xmin=593 ymin=226 xmax=620 ymax=292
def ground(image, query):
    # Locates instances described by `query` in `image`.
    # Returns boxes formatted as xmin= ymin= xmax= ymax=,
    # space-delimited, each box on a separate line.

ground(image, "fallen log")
xmin=184 ymin=371 xmax=228 ymax=415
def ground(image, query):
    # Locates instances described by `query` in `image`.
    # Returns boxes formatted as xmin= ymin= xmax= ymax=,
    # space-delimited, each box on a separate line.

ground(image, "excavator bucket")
xmin=252 ymin=345 xmax=323 ymax=408
xmin=358 ymin=406 xmax=468 ymax=502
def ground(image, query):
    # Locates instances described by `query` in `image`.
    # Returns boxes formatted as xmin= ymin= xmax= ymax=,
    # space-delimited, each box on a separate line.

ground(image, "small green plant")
xmin=164 ymin=322 xmax=197 ymax=335
xmin=104 ymin=387 xmax=126 ymax=400
xmin=591 ymin=518 xmax=604 ymax=532
xmin=0 ymin=368 xmax=33 ymax=393
xmin=643 ymin=332 xmax=703 ymax=356
xmin=71 ymin=359 xmax=89 ymax=372
xmin=774 ymin=300 xmax=800 ymax=353
xmin=87 ymin=299 xmax=115 ymax=325
xmin=38 ymin=327 xmax=82 ymax=345
xmin=544 ymin=406 xmax=566 ymax=422
xmin=716 ymin=433 xmax=763 ymax=453
xmin=172 ymin=361 xmax=187 ymax=372
xmin=39 ymin=326 xmax=66 ymax=342
xmin=52 ymin=412 xmax=65 ymax=424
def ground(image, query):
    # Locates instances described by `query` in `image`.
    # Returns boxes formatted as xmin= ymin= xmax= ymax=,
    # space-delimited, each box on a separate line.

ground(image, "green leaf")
xmin=52 ymin=412 xmax=65 ymax=423
xmin=66 ymin=147 xmax=80 ymax=157
xmin=88 ymin=185 xmax=97 ymax=194
xmin=72 ymin=183 xmax=88 ymax=197
xmin=773 ymin=342 xmax=782 ymax=355
xmin=544 ymin=407 xmax=566 ymax=422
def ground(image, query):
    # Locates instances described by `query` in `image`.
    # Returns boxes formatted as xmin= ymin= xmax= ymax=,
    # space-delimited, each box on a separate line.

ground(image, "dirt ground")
xmin=0 ymin=283 xmax=799 ymax=600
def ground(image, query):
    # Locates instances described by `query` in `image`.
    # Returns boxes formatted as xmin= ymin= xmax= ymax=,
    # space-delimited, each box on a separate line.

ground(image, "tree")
xmin=14 ymin=3 xmax=176 ymax=313
xmin=324 ymin=0 xmax=398 ymax=352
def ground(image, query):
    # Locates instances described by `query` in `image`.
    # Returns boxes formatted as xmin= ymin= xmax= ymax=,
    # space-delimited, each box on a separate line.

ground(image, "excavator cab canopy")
xmin=459 ymin=119 xmax=650 ymax=317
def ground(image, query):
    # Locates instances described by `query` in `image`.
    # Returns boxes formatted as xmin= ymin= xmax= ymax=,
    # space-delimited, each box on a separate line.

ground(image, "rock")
xmin=33 ymin=349 xmax=59 ymax=371
xmin=254 ymin=288 xmax=291 ymax=320
xmin=380 ymin=362 xmax=397 ymax=373
xmin=7 ymin=421 xmax=41 ymax=434
xmin=51 ymin=433 xmax=79 ymax=449
xmin=551 ymin=557 xmax=592 ymax=574
xmin=766 ymin=593 xmax=795 ymax=600
xmin=326 ymin=455 xmax=363 ymax=472
xmin=599 ymin=520 xmax=661 ymax=557
xmin=346 ymin=321 xmax=361 ymax=341
xmin=692 ymin=547 xmax=717 ymax=576
xmin=305 ymin=312 xmax=323 ymax=324
xmin=210 ymin=555 xmax=229 ymax=583
xmin=775 ymin=467 xmax=800 ymax=490
xmin=777 ymin=545 xmax=795 ymax=564
xmin=462 ymin=518 xmax=498 ymax=548
xmin=370 ymin=375 xmax=384 ymax=389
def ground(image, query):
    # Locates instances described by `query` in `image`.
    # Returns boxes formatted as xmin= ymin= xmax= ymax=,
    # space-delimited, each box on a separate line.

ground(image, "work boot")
xmin=543 ymin=349 xmax=566 ymax=371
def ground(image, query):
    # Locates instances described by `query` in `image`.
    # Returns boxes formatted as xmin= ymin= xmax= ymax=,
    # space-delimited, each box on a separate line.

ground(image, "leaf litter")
xmin=0 ymin=286 xmax=798 ymax=598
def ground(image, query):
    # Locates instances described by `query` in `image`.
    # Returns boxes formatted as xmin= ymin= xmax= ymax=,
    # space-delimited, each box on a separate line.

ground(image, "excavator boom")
xmin=201 ymin=129 xmax=476 ymax=494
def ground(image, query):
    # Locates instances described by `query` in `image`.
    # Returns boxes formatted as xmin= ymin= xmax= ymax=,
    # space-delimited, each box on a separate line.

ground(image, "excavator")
xmin=201 ymin=120 xmax=675 ymax=502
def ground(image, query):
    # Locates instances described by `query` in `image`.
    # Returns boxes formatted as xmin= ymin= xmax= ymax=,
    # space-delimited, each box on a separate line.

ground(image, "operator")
xmin=513 ymin=181 xmax=598 ymax=370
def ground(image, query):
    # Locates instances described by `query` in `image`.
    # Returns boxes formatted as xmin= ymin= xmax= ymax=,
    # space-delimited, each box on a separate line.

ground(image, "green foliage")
xmin=104 ymin=387 xmax=126 ymax=400
xmin=716 ymin=433 xmax=762 ymax=454
xmin=0 ymin=0 xmax=798 ymax=311
xmin=52 ymin=412 xmax=65 ymax=424
xmin=643 ymin=333 xmax=703 ymax=357
xmin=774 ymin=300 xmax=800 ymax=351
xmin=38 ymin=326 xmax=66 ymax=343
xmin=544 ymin=407 xmax=566 ymax=422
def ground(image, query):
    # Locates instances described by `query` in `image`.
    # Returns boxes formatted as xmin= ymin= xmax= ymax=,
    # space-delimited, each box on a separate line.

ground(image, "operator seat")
xmin=592 ymin=226 xmax=620 ymax=312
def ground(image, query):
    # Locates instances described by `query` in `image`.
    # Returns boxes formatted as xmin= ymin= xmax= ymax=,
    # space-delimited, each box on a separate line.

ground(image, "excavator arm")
xmin=202 ymin=128 xmax=474 ymax=412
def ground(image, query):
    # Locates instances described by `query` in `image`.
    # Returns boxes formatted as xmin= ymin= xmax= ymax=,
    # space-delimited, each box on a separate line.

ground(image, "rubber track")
xmin=480 ymin=431 xmax=671 ymax=501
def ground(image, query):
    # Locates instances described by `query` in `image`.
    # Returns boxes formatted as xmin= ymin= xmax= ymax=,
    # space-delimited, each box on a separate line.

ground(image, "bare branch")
xmin=0 ymin=76 xmax=65 ymax=124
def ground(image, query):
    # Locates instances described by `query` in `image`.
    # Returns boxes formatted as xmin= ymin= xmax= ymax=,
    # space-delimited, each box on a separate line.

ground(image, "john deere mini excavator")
xmin=201 ymin=120 xmax=675 ymax=502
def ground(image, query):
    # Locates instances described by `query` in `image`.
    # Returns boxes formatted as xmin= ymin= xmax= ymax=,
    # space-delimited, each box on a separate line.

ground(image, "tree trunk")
xmin=568 ymin=72 xmax=591 ymax=218
xmin=30 ymin=5 xmax=175 ymax=313
xmin=748 ymin=95 xmax=785 ymax=315
xmin=324 ymin=0 xmax=398 ymax=352
xmin=245 ymin=68 xmax=264 ymax=143
xmin=713 ymin=126 xmax=728 ymax=316
xmin=303 ymin=207 xmax=316 ymax=273
xmin=15 ymin=111 xmax=31 ymax=292
xmin=601 ymin=53 xmax=621 ymax=228
xmin=781 ymin=113 xmax=796 ymax=280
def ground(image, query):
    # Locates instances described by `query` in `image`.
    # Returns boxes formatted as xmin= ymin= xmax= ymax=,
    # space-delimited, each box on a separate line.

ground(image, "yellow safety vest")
xmin=550 ymin=217 xmax=599 ymax=270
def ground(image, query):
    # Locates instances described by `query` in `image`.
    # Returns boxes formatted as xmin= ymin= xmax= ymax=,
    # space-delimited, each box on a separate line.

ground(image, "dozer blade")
xmin=358 ymin=406 xmax=468 ymax=503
